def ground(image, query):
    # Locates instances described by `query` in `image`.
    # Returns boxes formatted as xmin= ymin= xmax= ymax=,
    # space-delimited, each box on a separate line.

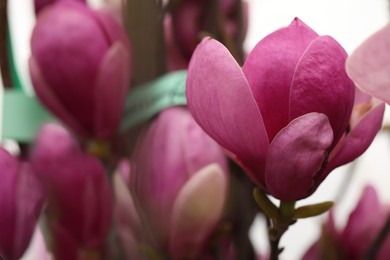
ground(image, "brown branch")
xmin=124 ymin=0 xmax=166 ymax=86
xmin=0 ymin=0 xmax=12 ymax=87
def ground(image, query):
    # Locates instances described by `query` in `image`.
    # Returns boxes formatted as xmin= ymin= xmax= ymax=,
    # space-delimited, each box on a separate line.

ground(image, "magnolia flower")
xmin=29 ymin=1 xmax=132 ymax=139
xmin=30 ymin=124 xmax=112 ymax=259
xmin=0 ymin=148 xmax=43 ymax=260
xmin=186 ymin=18 xmax=384 ymax=201
xmin=346 ymin=23 xmax=390 ymax=104
xmin=302 ymin=185 xmax=390 ymax=259
xmin=114 ymin=107 xmax=229 ymax=259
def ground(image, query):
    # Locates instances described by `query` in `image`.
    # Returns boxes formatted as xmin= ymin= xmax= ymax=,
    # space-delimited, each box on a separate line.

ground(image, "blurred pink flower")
xmin=186 ymin=18 xmax=385 ymax=201
xmin=30 ymin=124 xmax=112 ymax=259
xmin=34 ymin=0 xmax=86 ymax=15
xmin=0 ymin=148 xmax=43 ymax=260
xmin=114 ymin=107 xmax=229 ymax=259
xmin=29 ymin=1 xmax=132 ymax=139
xmin=346 ymin=23 xmax=390 ymax=104
xmin=303 ymin=185 xmax=390 ymax=259
xmin=166 ymin=0 xmax=247 ymax=70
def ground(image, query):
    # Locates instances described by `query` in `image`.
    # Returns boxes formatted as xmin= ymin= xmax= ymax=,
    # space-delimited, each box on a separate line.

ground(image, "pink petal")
xmin=171 ymin=0 xmax=203 ymax=59
xmin=242 ymin=18 xmax=318 ymax=140
xmin=169 ymin=164 xmax=228 ymax=259
xmin=265 ymin=112 xmax=333 ymax=200
xmin=94 ymin=42 xmax=131 ymax=138
xmin=31 ymin=124 xmax=112 ymax=246
xmin=29 ymin=58 xmax=87 ymax=136
xmin=346 ymin=24 xmax=390 ymax=104
xmin=15 ymin=164 xmax=44 ymax=258
xmin=113 ymin=173 xmax=143 ymax=260
xmin=0 ymin=149 xmax=19 ymax=259
xmin=130 ymin=107 xmax=227 ymax=246
xmin=354 ymin=87 xmax=372 ymax=106
xmin=31 ymin=1 xmax=110 ymax=134
xmin=50 ymin=223 xmax=78 ymax=260
xmin=93 ymin=10 xmax=131 ymax=50
xmin=186 ymin=37 xmax=269 ymax=185
xmin=323 ymin=102 xmax=384 ymax=174
xmin=342 ymin=185 xmax=387 ymax=258
xmin=289 ymin=36 xmax=355 ymax=148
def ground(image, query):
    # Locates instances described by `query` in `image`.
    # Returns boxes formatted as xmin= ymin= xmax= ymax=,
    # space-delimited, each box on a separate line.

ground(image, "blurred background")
xmin=2 ymin=0 xmax=390 ymax=259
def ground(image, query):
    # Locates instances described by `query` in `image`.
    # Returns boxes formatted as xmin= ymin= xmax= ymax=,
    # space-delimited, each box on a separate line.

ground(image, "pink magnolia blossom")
xmin=0 ymin=148 xmax=43 ymax=260
xmin=346 ymin=23 xmax=390 ymax=104
xmin=30 ymin=124 xmax=112 ymax=259
xmin=186 ymin=18 xmax=385 ymax=201
xmin=29 ymin=1 xmax=132 ymax=139
xmin=302 ymin=185 xmax=390 ymax=259
xmin=113 ymin=107 xmax=229 ymax=259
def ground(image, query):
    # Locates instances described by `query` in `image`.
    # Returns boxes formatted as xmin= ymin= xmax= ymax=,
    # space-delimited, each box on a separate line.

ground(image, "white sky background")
xmin=3 ymin=0 xmax=390 ymax=259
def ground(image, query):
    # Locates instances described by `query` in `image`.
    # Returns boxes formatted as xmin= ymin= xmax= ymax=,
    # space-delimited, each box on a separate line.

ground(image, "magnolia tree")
xmin=0 ymin=0 xmax=389 ymax=259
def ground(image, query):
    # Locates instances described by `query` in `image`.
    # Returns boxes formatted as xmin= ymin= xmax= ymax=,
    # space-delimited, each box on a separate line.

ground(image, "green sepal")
xmin=293 ymin=201 xmax=334 ymax=219
xmin=253 ymin=188 xmax=280 ymax=219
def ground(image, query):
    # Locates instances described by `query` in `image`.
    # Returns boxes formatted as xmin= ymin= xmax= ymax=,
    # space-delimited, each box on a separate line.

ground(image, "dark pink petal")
xmin=14 ymin=164 xmax=44 ymax=259
xmin=346 ymin=24 xmax=390 ymax=104
xmin=50 ymin=223 xmax=78 ymax=260
xmin=171 ymin=0 xmax=203 ymax=59
xmin=242 ymin=18 xmax=318 ymax=140
xmin=0 ymin=150 xmax=43 ymax=260
xmin=0 ymin=149 xmax=18 ymax=260
xmin=31 ymin=124 xmax=112 ymax=247
xmin=29 ymin=57 xmax=87 ymax=136
xmin=31 ymin=1 xmax=110 ymax=134
xmin=186 ymin=38 xmax=269 ymax=185
xmin=265 ymin=113 xmax=333 ymax=200
xmin=323 ymin=102 xmax=384 ymax=175
xmin=93 ymin=10 xmax=131 ymax=50
xmin=169 ymin=164 xmax=228 ymax=259
xmin=342 ymin=185 xmax=388 ymax=258
xmin=34 ymin=0 xmax=86 ymax=15
xmin=94 ymin=42 xmax=131 ymax=138
xmin=165 ymin=14 xmax=189 ymax=71
xmin=289 ymin=36 xmax=355 ymax=147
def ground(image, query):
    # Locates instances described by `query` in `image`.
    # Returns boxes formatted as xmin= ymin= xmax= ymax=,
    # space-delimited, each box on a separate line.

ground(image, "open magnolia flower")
xmin=186 ymin=18 xmax=385 ymax=201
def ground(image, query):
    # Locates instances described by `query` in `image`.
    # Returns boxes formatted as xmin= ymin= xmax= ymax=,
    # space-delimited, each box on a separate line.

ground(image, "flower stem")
xmin=267 ymin=201 xmax=296 ymax=260
xmin=253 ymin=189 xmax=297 ymax=260
xmin=269 ymin=234 xmax=282 ymax=260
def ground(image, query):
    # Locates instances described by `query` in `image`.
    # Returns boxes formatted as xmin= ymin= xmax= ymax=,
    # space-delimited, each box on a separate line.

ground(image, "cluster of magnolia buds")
xmin=1 ymin=0 xmax=390 ymax=259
